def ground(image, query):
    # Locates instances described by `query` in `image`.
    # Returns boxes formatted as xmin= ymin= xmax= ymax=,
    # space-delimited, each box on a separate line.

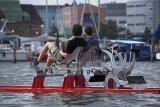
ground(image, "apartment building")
xmin=126 ymin=0 xmax=160 ymax=34
xmin=34 ymin=5 xmax=57 ymax=34
xmin=57 ymin=3 xmax=106 ymax=36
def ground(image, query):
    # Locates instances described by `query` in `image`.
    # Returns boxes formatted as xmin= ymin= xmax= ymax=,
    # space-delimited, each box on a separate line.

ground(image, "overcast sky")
xmin=19 ymin=0 xmax=129 ymax=5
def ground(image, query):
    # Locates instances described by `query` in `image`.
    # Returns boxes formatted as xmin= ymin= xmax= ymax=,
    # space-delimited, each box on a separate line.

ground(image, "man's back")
xmin=66 ymin=37 xmax=87 ymax=54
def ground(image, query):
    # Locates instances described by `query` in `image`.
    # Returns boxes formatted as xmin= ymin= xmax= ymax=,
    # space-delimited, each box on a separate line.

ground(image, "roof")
xmin=0 ymin=0 xmax=29 ymax=21
xmin=0 ymin=36 xmax=17 ymax=40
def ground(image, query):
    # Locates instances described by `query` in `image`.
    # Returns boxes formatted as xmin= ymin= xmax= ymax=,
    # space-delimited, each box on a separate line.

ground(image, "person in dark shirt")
xmin=83 ymin=26 xmax=100 ymax=52
xmin=32 ymin=24 xmax=87 ymax=73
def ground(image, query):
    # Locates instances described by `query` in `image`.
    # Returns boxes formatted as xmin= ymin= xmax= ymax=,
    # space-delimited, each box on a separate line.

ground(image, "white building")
xmin=155 ymin=0 xmax=160 ymax=29
xmin=126 ymin=0 xmax=160 ymax=34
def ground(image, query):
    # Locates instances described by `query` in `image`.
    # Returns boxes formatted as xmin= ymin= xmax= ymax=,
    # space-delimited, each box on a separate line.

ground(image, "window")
xmin=136 ymin=14 xmax=144 ymax=16
xmin=127 ymin=14 xmax=134 ymax=17
xmin=136 ymin=4 xmax=145 ymax=7
xmin=119 ymin=21 xmax=126 ymax=24
xmin=127 ymin=5 xmax=134 ymax=8
xmin=128 ymin=24 xmax=134 ymax=26
xmin=136 ymin=23 xmax=145 ymax=25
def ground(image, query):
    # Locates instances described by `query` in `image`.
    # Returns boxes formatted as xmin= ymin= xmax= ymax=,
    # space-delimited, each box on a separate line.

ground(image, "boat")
xmin=0 ymin=19 xmax=31 ymax=61
xmin=0 ymin=35 xmax=31 ymax=61
xmin=106 ymin=38 xmax=152 ymax=61
xmin=20 ymin=36 xmax=48 ymax=61
xmin=0 ymin=41 xmax=160 ymax=94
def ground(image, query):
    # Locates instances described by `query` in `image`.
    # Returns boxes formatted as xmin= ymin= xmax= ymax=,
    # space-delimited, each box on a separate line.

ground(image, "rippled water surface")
xmin=0 ymin=61 xmax=160 ymax=107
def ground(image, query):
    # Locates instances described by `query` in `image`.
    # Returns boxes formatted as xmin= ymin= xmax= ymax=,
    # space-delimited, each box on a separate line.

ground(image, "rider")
xmin=83 ymin=25 xmax=101 ymax=53
xmin=32 ymin=24 xmax=87 ymax=73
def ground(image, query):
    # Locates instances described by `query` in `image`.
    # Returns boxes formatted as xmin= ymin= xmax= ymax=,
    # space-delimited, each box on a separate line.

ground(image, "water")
xmin=0 ymin=61 xmax=160 ymax=107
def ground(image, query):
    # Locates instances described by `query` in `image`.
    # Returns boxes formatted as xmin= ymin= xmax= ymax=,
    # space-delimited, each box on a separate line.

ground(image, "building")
xmin=34 ymin=5 xmax=57 ymax=34
xmin=155 ymin=0 xmax=160 ymax=29
xmin=20 ymin=4 xmax=43 ymax=36
xmin=0 ymin=0 xmax=43 ymax=37
xmin=57 ymin=3 xmax=106 ymax=36
xmin=77 ymin=4 xmax=106 ymax=26
xmin=101 ymin=2 xmax=126 ymax=29
xmin=126 ymin=0 xmax=160 ymax=34
xmin=0 ymin=0 xmax=29 ymax=21
xmin=0 ymin=1 xmax=106 ymax=37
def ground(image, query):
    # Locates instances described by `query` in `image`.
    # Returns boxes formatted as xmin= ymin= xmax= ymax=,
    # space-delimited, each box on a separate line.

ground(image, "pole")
xmin=98 ymin=0 xmax=100 ymax=32
xmin=1 ymin=19 xmax=8 ymax=32
xmin=88 ymin=0 xmax=98 ymax=32
xmin=56 ymin=0 xmax=60 ymax=48
xmin=125 ymin=24 xmax=127 ymax=38
xmin=97 ymin=0 xmax=103 ymax=48
xmin=45 ymin=0 xmax=48 ymax=35
xmin=73 ymin=0 xmax=76 ymax=24
xmin=151 ymin=36 xmax=155 ymax=62
xmin=56 ymin=28 xmax=59 ymax=49
xmin=13 ymin=40 xmax=17 ymax=63
xmin=80 ymin=0 xmax=86 ymax=25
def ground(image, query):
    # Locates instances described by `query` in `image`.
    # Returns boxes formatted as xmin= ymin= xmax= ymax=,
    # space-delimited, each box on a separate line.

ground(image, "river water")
xmin=0 ymin=61 xmax=160 ymax=107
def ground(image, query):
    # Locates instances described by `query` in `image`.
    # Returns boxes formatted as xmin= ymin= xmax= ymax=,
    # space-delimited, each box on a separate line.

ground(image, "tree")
xmin=144 ymin=27 xmax=151 ymax=35
xmin=126 ymin=29 xmax=132 ymax=37
xmin=100 ymin=23 xmax=107 ymax=37
xmin=100 ymin=20 xmax=121 ymax=39
xmin=106 ymin=20 xmax=118 ymax=38
xmin=117 ymin=27 xmax=126 ymax=38
xmin=49 ymin=24 xmax=58 ymax=36
xmin=143 ymin=27 xmax=153 ymax=43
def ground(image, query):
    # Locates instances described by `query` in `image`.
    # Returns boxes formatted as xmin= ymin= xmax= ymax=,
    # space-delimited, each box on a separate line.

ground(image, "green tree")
xmin=127 ymin=29 xmax=132 ymax=37
xmin=106 ymin=20 xmax=118 ymax=39
xmin=117 ymin=27 xmax=126 ymax=38
xmin=100 ymin=23 xmax=107 ymax=37
xmin=144 ymin=27 xmax=151 ymax=35
xmin=142 ymin=27 xmax=152 ymax=43
xmin=49 ymin=24 xmax=58 ymax=36
xmin=100 ymin=20 xmax=124 ymax=39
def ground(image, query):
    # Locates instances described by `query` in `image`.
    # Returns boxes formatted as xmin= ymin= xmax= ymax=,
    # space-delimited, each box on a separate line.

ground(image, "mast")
xmin=56 ymin=0 xmax=60 ymax=48
xmin=80 ymin=0 xmax=87 ymax=25
xmin=0 ymin=19 xmax=8 ymax=34
xmin=73 ymin=0 xmax=76 ymax=24
xmin=45 ymin=0 xmax=48 ymax=36
xmin=88 ymin=0 xmax=98 ymax=32
xmin=98 ymin=0 xmax=100 ymax=32
xmin=97 ymin=0 xmax=103 ymax=48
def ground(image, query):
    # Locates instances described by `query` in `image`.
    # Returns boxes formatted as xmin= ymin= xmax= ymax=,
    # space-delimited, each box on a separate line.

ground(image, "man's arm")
xmin=59 ymin=50 xmax=70 ymax=59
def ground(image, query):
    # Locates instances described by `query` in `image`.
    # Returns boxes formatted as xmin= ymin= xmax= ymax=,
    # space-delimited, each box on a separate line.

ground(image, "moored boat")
xmin=0 ymin=36 xmax=31 ymax=61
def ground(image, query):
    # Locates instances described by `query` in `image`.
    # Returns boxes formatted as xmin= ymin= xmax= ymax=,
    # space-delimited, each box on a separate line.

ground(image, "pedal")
xmin=89 ymin=75 xmax=106 ymax=82
xmin=36 ymin=68 xmax=45 ymax=75
xmin=127 ymin=76 xmax=146 ymax=84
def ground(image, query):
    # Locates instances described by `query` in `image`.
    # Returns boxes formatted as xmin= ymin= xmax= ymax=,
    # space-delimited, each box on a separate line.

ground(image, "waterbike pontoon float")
xmin=0 ymin=41 xmax=160 ymax=94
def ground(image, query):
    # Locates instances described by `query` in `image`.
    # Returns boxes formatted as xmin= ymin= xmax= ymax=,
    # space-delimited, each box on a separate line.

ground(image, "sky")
xmin=19 ymin=0 xmax=129 ymax=6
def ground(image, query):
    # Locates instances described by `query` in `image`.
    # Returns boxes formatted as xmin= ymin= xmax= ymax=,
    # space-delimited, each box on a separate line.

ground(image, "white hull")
xmin=156 ymin=53 xmax=160 ymax=60
xmin=0 ymin=51 xmax=30 ymax=61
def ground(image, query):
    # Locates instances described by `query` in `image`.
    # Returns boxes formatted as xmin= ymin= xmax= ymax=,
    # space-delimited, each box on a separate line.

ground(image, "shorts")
xmin=49 ymin=46 xmax=64 ymax=63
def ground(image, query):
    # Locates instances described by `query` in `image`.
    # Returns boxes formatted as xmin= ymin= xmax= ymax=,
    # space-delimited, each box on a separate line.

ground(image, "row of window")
xmin=127 ymin=4 xmax=146 ymax=8
xmin=127 ymin=23 xmax=146 ymax=26
xmin=63 ymin=23 xmax=71 ymax=28
xmin=127 ymin=14 xmax=145 ymax=17
xmin=107 ymin=7 xmax=126 ymax=10
xmin=106 ymin=4 xmax=126 ymax=10
xmin=119 ymin=21 xmax=126 ymax=24
xmin=107 ymin=13 xmax=126 ymax=16
xmin=127 ymin=15 xmax=153 ymax=20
